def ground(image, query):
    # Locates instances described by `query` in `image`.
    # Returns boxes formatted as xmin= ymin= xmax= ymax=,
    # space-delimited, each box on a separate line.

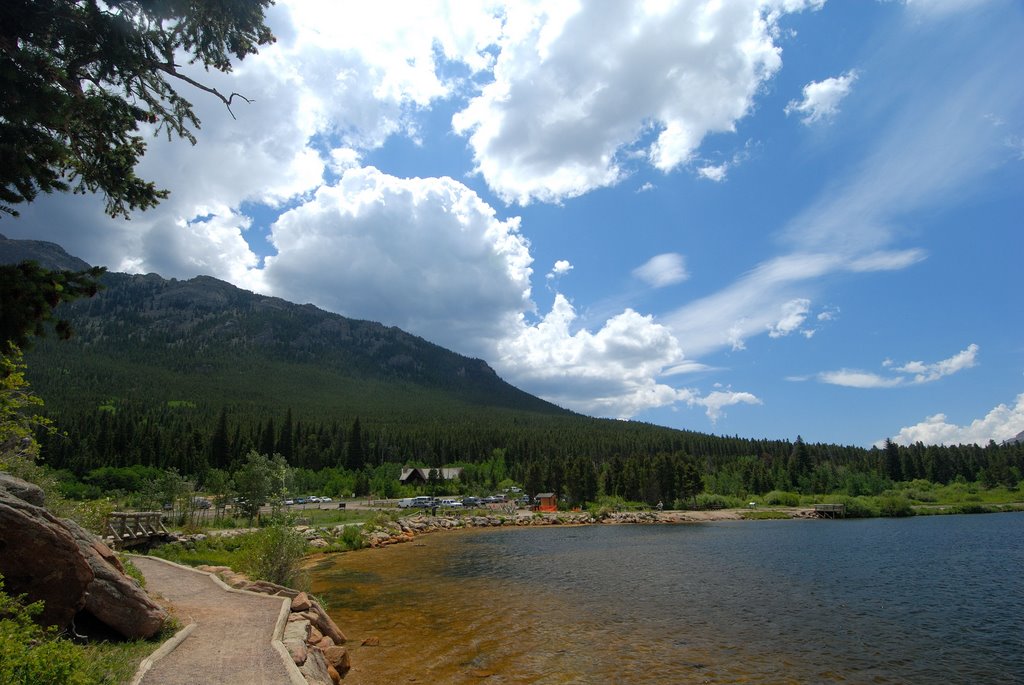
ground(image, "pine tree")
xmin=208 ymin=406 xmax=230 ymax=470
xmin=346 ymin=417 xmax=365 ymax=471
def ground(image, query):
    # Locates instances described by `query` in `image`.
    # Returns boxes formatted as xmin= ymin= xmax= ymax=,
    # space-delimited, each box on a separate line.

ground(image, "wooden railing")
xmin=105 ymin=512 xmax=172 ymax=548
xmin=812 ymin=503 xmax=846 ymax=519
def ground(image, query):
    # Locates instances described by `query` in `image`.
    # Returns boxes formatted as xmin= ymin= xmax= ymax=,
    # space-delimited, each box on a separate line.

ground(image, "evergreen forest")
xmin=6 ymin=241 xmax=1022 ymax=509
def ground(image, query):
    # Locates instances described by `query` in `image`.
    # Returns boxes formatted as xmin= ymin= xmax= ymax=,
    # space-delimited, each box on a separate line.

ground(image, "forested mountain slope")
xmin=3 ymin=236 xmax=1020 ymax=499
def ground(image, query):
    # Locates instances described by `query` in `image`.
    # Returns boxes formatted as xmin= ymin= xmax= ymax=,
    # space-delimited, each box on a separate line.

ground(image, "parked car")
xmin=462 ymin=496 xmax=481 ymax=507
xmin=398 ymin=496 xmax=434 ymax=509
xmin=439 ymin=498 xmax=463 ymax=508
xmin=192 ymin=497 xmax=211 ymax=509
xmin=284 ymin=499 xmax=295 ymax=506
xmin=320 ymin=496 xmax=333 ymax=502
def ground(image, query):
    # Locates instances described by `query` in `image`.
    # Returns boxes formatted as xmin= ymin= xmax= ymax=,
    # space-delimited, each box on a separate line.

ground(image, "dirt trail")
xmin=131 ymin=556 xmax=303 ymax=685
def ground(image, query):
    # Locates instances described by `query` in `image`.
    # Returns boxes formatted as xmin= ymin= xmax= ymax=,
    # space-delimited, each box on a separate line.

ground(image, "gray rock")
xmin=298 ymin=645 xmax=333 ymax=685
xmin=0 ymin=472 xmax=46 ymax=507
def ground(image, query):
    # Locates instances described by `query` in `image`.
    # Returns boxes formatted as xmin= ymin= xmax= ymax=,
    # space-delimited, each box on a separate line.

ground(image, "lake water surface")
xmin=309 ymin=513 xmax=1024 ymax=684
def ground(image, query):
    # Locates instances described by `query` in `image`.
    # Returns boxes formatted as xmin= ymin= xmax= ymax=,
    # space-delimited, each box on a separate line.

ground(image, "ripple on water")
xmin=312 ymin=513 xmax=1024 ymax=684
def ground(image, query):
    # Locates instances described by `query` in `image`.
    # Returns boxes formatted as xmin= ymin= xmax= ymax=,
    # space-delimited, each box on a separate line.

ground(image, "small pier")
xmin=105 ymin=511 xmax=174 ymax=549
xmin=812 ymin=503 xmax=846 ymax=519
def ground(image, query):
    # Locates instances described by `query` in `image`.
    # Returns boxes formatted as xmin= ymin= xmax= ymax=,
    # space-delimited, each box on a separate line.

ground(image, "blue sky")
xmin=9 ymin=0 xmax=1023 ymax=447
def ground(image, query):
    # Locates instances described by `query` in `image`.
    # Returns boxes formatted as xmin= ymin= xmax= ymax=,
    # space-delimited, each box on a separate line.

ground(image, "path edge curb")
xmin=129 ymin=622 xmax=196 ymax=685
xmin=128 ymin=555 xmax=307 ymax=685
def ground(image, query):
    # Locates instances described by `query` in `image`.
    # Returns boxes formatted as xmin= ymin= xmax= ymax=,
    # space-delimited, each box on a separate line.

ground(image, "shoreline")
xmin=349 ymin=506 xmax=815 ymax=549
xmin=298 ymin=501 xmax=1024 ymax=552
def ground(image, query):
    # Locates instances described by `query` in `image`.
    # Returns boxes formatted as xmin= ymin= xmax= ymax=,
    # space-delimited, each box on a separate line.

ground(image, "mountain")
xmin=1003 ymin=431 xmax=1024 ymax=446
xmin=0 ymin=236 xmax=567 ymax=419
xmin=5 ymin=236 xmax=1018 ymax=493
xmin=0 ymin=233 xmax=92 ymax=271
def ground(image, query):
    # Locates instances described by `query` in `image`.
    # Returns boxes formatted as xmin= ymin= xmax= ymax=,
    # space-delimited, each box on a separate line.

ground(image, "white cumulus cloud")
xmin=785 ymin=70 xmax=859 ymax=124
xmin=696 ymin=390 xmax=763 ymax=422
xmin=887 ymin=393 xmax=1024 ymax=446
xmin=768 ymin=298 xmax=811 ymax=338
xmin=547 ymin=259 xmax=574 ymax=279
xmin=260 ymin=167 xmax=533 ymax=357
xmin=453 ymin=0 xmax=824 ymax=204
xmin=496 ymin=294 xmax=690 ymax=418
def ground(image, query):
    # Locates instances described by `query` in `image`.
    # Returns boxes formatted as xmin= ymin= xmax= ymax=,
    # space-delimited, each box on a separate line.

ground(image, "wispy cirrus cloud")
xmin=818 ymin=344 xmax=979 ymax=388
xmin=665 ymin=8 xmax=1021 ymax=362
xmin=633 ymin=253 xmax=689 ymax=288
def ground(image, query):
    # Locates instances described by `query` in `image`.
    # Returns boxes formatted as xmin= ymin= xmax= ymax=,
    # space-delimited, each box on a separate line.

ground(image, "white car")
xmin=320 ymin=496 xmax=333 ymax=502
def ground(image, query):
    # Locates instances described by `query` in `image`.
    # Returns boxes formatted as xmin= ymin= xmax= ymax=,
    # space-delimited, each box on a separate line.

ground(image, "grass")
xmin=75 ymin=622 xmax=179 ymax=685
xmin=149 ymin=535 xmax=247 ymax=569
xmin=283 ymin=507 xmax=376 ymax=526
xmin=740 ymin=510 xmax=793 ymax=520
xmin=163 ymin=505 xmax=377 ymax=533
xmin=121 ymin=556 xmax=145 ymax=588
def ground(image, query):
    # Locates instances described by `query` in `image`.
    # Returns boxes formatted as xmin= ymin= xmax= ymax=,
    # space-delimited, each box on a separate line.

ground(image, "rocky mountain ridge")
xmin=0 ymin=234 xmax=566 ymax=416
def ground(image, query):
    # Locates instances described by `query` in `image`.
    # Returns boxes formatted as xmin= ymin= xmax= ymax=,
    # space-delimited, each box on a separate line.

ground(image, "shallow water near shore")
xmin=309 ymin=512 xmax=1024 ymax=684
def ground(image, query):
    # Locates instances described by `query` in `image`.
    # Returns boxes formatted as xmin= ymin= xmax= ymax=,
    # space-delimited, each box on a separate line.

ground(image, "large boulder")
xmin=0 ymin=474 xmax=93 ymax=627
xmin=63 ymin=518 xmax=167 ymax=639
xmin=0 ymin=473 xmax=167 ymax=638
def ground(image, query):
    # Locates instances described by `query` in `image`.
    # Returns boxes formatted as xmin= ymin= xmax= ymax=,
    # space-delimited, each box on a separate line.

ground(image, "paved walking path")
xmin=131 ymin=556 xmax=304 ymax=685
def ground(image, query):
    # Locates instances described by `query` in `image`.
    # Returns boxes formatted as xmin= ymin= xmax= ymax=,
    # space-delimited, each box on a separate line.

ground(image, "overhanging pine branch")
xmin=153 ymin=62 xmax=252 ymax=119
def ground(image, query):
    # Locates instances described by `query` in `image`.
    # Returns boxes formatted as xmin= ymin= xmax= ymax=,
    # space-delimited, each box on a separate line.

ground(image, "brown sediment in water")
xmin=305 ymin=507 xmax=815 ymax=684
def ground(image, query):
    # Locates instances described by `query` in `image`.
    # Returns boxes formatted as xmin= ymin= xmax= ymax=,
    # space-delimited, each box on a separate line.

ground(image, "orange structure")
xmin=535 ymin=492 xmax=557 ymax=512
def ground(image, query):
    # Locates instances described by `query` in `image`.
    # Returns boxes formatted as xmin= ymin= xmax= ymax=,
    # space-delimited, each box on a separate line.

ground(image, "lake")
xmin=308 ymin=513 xmax=1024 ymax=684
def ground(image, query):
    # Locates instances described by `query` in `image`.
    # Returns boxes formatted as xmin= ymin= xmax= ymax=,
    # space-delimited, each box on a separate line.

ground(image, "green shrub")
xmin=694 ymin=493 xmax=743 ymax=510
xmin=339 ymin=524 xmax=365 ymax=550
xmin=878 ymin=494 xmax=914 ymax=517
xmin=239 ymin=526 xmax=309 ymax=589
xmin=0 ymin=575 xmax=91 ymax=685
xmin=762 ymin=490 xmax=801 ymax=506
xmin=951 ymin=503 xmax=991 ymax=515
xmin=827 ymin=495 xmax=879 ymax=518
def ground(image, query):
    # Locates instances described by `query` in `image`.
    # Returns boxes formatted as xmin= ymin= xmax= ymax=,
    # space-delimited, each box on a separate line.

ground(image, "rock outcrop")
xmin=0 ymin=474 xmax=93 ymax=627
xmin=0 ymin=473 xmax=167 ymax=638
xmin=64 ymin=518 xmax=167 ymax=639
